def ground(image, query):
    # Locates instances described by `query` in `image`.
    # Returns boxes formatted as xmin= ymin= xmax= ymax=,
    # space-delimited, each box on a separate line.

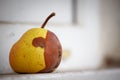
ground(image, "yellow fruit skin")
xmin=9 ymin=28 xmax=47 ymax=73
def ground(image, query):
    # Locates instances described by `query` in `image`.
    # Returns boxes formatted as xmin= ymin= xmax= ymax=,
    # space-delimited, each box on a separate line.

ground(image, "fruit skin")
xmin=9 ymin=28 xmax=62 ymax=73
xmin=38 ymin=30 xmax=62 ymax=73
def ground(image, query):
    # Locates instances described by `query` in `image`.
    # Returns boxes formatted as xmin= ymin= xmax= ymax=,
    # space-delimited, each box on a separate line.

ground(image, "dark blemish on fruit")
xmin=23 ymin=55 xmax=26 ymax=58
xmin=58 ymin=50 xmax=61 ymax=58
xmin=32 ymin=37 xmax=46 ymax=48
xmin=38 ymin=63 xmax=44 ymax=67
xmin=54 ymin=62 xmax=59 ymax=68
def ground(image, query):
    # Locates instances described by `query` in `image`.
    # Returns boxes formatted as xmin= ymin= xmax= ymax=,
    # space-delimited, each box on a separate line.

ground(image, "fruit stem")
xmin=41 ymin=12 xmax=55 ymax=28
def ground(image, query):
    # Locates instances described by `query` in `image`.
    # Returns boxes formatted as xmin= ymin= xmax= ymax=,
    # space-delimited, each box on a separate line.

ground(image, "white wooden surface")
xmin=0 ymin=69 xmax=120 ymax=80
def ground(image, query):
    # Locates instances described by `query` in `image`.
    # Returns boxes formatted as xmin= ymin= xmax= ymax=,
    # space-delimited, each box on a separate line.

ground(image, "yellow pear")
xmin=9 ymin=12 xmax=62 ymax=73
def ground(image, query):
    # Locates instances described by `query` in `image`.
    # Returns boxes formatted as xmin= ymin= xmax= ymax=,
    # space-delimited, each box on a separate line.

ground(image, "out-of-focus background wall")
xmin=0 ymin=0 xmax=120 ymax=74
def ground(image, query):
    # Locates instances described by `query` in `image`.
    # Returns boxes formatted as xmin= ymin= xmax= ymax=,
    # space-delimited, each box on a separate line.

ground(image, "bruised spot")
xmin=54 ymin=62 xmax=59 ymax=68
xmin=32 ymin=37 xmax=46 ymax=48
xmin=38 ymin=31 xmax=62 ymax=73
xmin=58 ymin=48 xmax=62 ymax=58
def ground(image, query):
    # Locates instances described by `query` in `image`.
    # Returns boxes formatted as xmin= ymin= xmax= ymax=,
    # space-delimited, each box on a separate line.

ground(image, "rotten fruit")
xmin=9 ymin=12 xmax=62 ymax=73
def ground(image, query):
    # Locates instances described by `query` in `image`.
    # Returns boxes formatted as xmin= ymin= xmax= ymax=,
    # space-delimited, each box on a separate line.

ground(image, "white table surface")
xmin=0 ymin=68 xmax=120 ymax=80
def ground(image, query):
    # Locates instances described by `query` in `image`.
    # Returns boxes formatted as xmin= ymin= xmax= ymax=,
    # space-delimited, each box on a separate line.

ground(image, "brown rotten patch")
xmin=32 ymin=37 xmax=46 ymax=48
xmin=32 ymin=31 xmax=62 ymax=73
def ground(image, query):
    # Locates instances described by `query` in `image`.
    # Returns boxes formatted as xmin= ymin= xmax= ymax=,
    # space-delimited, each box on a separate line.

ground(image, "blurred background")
xmin=0 ymin=0 xmax=120 ymax=74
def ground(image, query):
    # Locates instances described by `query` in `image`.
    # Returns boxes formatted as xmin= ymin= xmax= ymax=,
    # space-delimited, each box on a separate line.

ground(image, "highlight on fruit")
xmin=9 ymin=12 xmax=62 ymax=73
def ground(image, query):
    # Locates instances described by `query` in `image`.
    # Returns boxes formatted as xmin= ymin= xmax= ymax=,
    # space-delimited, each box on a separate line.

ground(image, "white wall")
xmin=0 ymin=0 xmax=72 ymax=24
